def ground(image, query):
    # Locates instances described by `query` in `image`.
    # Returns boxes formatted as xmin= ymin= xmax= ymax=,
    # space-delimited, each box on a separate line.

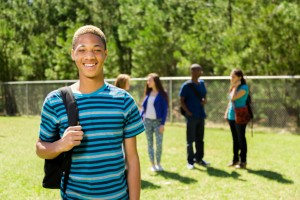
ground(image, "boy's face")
xmin=71 ymin=33 xmax=107 ymax=80
xmin=191 ymin=67 xmax=202 ymax=78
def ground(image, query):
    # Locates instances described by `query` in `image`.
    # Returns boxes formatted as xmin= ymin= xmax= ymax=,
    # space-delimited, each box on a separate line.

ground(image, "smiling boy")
xmin=36 ymin=25 xmax=144 ymax=200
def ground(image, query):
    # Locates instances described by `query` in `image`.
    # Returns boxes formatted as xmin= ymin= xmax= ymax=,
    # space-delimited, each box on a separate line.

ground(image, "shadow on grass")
xmin=247 ymin=169 xmax=293 ymax=184
xmin=206 ymin=167 xmax=245 ymax=181
xmin=156 ymin=170 xmax=197 ymax=184
xmin=141 ymin=180 xmax=161 ymax=189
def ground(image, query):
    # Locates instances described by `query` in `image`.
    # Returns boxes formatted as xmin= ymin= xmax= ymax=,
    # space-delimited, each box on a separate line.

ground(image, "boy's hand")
xmin=60 ymin=125 xmax=84 ymax=152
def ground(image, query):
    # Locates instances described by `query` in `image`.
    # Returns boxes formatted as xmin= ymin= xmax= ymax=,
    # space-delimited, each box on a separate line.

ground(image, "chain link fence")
xmin=1 ymin=76 xmax=299 ymax=131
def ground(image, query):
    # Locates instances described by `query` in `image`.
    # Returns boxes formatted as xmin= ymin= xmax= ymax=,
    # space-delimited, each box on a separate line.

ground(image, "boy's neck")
xmin=73 ymin=76 xmax=104 ymax=94
xmin=191 ymin=76 xmax=200 ymax=83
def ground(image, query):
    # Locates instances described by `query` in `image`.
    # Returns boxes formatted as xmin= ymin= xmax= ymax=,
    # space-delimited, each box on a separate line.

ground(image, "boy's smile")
xmin=72 ymin=33 xmax=107 ymax=80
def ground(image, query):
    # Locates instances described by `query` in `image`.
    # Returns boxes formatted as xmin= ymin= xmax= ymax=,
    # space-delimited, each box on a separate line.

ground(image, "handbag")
xmin=234 ymin=106 xmax=250 ymax=125
xmin=42 ymin=86 xmax=78 ymax=192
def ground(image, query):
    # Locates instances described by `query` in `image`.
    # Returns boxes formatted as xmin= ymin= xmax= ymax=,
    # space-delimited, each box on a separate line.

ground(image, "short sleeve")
xmin=179 ymin=83 xmax=188 ymax=97
xmin=38 ymin=91 xmax=61 ymax=142
xmin=200 ymin=80 xmax=207 ymax=97
xmin=123 ymin=94 xmax=145 ymax=138
xmin=234 ymin=84 xmax=249 ymax=107
xmin=240 ymin=84 xmax=249 ymax=94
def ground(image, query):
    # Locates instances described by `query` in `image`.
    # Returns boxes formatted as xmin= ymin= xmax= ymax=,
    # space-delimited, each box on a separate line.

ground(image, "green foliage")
xmin=0 ymin=0 xmax=299 ymax=81
xmin=222 ymin=1 xmax=300 ymax=75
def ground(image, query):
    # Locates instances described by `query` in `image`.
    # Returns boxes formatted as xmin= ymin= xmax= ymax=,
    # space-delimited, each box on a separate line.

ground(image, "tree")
xmin=0 ymin=0 xmax=300 ymax=81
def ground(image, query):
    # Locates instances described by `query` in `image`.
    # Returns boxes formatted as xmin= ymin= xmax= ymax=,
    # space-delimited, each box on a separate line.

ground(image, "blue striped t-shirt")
xmin=39 ymin=82 xmax=145 ymax=199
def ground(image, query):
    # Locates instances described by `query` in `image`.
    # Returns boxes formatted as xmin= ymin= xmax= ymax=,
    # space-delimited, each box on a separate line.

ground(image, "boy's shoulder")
xmin=44 ymin=89 xmax=62 ymax=102
xmin=182 ymin=80 xmax=192 ymax=87
xmin=105 ymin=82 xmax=133 ymax=99
xmin=106 ymin=82 xmax=127 ymax=93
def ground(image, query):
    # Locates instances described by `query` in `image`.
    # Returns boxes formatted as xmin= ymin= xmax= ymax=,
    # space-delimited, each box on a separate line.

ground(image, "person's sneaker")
xmin=156 ymin=164 xmax=164 ymax=171
xmin=195 ymin=160 xmax=210 ymax=167
xmin=227 ymin=161 xmax=239 ymax=167
xmin=187 ymin=163 xmax=194 ymax=170
xmin=235 ymin=162 xmax=247 ymax=169
xmin=150 ymin=166 xmax=157 ymax=172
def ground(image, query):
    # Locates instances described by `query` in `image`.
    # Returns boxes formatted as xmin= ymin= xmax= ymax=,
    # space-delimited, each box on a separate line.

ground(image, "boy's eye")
xmin=94 ymin=49 xmax=102 ymax=52
xmin=78 ymin=49 xmax=85 ymax=52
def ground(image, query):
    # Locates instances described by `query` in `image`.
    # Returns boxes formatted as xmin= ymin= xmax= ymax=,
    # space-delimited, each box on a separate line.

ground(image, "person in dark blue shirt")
xmin=179 ymin=64 xmax=210 ymax=170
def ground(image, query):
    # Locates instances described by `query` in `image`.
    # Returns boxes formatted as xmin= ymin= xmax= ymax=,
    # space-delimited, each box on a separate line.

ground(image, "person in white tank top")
xmin=141 ymin=73 xmax=168 ymax=172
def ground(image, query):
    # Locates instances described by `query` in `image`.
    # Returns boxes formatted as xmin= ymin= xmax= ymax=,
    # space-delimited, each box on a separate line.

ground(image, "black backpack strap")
xmin=59 ymin=86 xmax=78 ymax=195
xmin=188 ymin=83 xmax=202 ymax=101
xmin=60 ymin=86 xmax=78 ymax=126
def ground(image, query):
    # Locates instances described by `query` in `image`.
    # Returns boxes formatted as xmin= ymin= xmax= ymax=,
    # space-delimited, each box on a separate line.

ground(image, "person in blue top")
xmin=179 ymin=64 xmax=210 ymax=170
xmin=224 ymin=69 xmax=249 ymax=169
xmin=36 ymin=25 xmax=144 ymax=200
xmin=141 ymin=73 xmax=168 ymax=172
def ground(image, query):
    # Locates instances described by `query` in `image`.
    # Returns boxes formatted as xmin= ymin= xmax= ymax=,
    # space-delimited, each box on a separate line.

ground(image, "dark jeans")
xmin=186 ymin=116 xmax=205 ymax=164
xmin=228 ymin=120 xmax=247 ymax=163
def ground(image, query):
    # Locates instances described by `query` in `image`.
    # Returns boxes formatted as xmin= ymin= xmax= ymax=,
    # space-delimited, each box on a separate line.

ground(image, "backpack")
xmin=42 ymin=86 xmax=78 ymax=193
xmin=246 ymin=94 xmax=253 ymax=119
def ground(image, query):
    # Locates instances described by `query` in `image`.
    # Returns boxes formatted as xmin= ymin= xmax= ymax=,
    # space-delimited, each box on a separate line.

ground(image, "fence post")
xmin=26 ymin=83 xmax=29 ymax=115
xmin=169 ymin=79 xmax=173 ymax=123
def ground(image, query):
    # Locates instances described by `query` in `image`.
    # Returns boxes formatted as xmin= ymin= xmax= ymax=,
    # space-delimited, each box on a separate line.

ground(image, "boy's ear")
xmin=104 ymin=50 xmax=108 ymax=60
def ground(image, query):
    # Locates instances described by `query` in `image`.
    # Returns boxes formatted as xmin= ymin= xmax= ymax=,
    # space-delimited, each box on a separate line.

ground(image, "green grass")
xmin=0 ymin=116 xmax=299 ymax=200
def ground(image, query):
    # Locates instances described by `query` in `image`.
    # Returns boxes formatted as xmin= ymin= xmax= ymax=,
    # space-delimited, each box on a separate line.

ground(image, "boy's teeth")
xmin=85 ymin=64 xmax=94 ymax=67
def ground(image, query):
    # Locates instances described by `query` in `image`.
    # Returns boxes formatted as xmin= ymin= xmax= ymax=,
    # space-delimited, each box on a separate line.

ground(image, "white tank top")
xmin=145 ymin=95 xmax=157 ymax=119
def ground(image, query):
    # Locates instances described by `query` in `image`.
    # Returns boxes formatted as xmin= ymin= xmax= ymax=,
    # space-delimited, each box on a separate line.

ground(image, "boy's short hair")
xmin=72 ymin=25 xmax=107 ymax=49
xmin=190 ymin=63 xmax=202 ymax=70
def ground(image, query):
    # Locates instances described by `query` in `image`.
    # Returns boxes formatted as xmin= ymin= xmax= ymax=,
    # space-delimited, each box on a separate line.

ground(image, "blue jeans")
xmin=186 ymin=116 xmax=205 ymax=165
xmin=228 ymin=120 xmax=247 ymax=163
xmin=144 ymin=118 xmax=163 ymax=164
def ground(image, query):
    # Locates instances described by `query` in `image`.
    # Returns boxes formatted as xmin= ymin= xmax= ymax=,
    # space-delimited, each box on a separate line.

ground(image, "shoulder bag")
xmin=42 ymin=86 xmax=78 ymax=193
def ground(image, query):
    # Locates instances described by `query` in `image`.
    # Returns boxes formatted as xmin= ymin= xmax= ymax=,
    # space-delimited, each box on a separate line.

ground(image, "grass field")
xmin=0 ymin=116 xmax=299 ymax=200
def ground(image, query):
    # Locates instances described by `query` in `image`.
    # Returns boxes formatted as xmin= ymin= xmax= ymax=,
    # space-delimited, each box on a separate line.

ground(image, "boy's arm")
xmin=180 ymin=96 xmax=192 ymax=116
xmin=36 ymin=138 xmax=64 ymax=159
xmin=124 ymin=136 xmax=141 ymax=200
xmin=36 ymin=125 xmax=84 ymax=159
